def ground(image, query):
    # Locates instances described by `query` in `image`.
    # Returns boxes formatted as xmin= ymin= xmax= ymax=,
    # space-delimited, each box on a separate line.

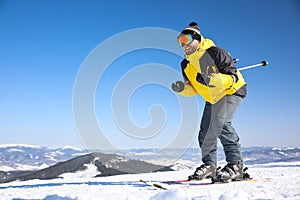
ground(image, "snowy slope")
xmin=0 ymin=164 xmax=299 ymax=200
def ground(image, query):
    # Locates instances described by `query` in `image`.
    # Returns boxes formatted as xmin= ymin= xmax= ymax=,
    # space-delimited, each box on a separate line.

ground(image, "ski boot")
xmin=213 ymin=161 xmax=246 ymax=183
xmin=188 ymin=164 xmax=217 ymax=181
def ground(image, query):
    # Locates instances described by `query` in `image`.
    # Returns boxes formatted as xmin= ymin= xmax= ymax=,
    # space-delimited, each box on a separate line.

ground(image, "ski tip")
xmin=153 ymin=183 xmax=168 ymax=190
xmin=139 ymin=179 xmax=147 ymax=184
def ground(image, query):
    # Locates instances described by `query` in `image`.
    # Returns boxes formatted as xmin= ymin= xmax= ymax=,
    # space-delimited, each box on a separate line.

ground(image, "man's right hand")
xmin=171 ymin=81 xmax=184 ymax=92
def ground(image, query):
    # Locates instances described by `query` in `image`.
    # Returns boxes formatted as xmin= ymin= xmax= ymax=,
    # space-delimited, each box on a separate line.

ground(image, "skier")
xmin=172 ymin=22 xmax=247 ymax=182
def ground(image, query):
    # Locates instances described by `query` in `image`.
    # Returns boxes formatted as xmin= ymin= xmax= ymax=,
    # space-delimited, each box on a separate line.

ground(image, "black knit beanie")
xmin=181 ymin=22 xmax=201 ymax=42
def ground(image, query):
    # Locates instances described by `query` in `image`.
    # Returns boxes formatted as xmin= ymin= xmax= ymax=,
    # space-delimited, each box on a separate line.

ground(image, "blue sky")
xmin=1 ymin=0 xmax=300 ymax=150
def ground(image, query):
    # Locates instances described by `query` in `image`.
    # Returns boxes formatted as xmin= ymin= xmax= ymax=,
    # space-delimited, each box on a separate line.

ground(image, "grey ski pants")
xmin=198 ymin=95 xmax=243 ymax=165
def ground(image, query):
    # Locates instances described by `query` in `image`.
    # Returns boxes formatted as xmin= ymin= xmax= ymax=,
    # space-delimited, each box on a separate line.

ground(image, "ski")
xmin=140 ymin=177 xmax=271 ymax=190
xmin=139 ymin=179 xmax=168 ymax=190
xmin=139 ymin=167 xmax=271 ymax=190
xmin=140 ymin=179 xmax=214 ymax=190
xmin=161 ymin=179 xmax=212 ymax=186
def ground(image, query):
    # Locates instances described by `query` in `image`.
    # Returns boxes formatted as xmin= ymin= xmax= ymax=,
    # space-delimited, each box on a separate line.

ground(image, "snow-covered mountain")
xmin=1 ymin=144 xmax=300 ymax=171
xmin=1 ymin=144 xmax=300 ymax=184
xmin=116 ymin=146 xmax=300 ymax=167
xmin=0 ymin=144 xmax=300 ymax=199
xmin=0 ymin=144 xmax=300 ymax=171
xmin=0 ymin=144 xmax=87 ymax=171
xmin=0 ymin=152 xmax=172 ymax=183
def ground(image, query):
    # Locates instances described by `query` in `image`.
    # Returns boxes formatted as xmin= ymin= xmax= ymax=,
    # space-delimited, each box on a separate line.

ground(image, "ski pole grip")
xmin=261 ymin=61 xmax=268 ymax=66
xmin=233 ymin=58 xmax=239 ymax=63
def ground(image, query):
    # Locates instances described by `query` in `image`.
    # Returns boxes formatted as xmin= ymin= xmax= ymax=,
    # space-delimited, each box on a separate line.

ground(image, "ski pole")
xmin=238 ymin=61 xmax=268 ymax=71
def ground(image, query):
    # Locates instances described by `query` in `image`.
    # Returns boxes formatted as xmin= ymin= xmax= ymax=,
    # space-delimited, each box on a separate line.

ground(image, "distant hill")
xmin=0 ymin=144 xmax=86 ymax=171
xmin=0 ymin=144 xmax=299 ymax=184
xmin=113 ymin=146 xmax=300 ymax=166
xmin=0 ymin=152 xmax=173 ymax=183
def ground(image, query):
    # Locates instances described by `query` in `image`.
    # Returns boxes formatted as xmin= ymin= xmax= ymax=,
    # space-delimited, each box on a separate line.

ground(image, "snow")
xmin=0 ymin=164 xmax=299 ymax=200
xmin=61 ymin=145 xmax=83 ymax=151
xmin=0 ymin=163 xmax=50 ymax=172
xmin=6 ymin=148 xmax=25 ymax=153
xmin=60 ymin=164 xmax=100 ymax=179
xmin=252 ymin=161 xmax=300 ymax=167
xmin=0 ymin=144 xmax=41 ymax=149
xmin=14 ymin=163 xmax=46 ymax=171
xmin=150 ymin=189 xmax=189 ymax=200
xmin=272 ymin=147 xmax=299 ymax=151
xmin=170 ymin=159 xmax=195 ymax=170
xmin=0 ymin=166 xmax=15 ymax=171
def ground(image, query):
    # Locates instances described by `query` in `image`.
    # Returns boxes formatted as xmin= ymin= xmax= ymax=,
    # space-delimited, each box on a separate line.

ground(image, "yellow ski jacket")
xmin=178 ymin=37 xmax=247 ymax=104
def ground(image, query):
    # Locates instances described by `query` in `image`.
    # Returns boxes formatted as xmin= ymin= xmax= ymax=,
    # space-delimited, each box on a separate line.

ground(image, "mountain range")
xmin=0 ymin=144 xmax=299 ymax=184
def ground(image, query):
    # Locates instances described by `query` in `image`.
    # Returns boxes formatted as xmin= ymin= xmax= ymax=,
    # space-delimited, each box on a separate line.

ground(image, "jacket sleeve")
xmin=178 ymin=82 xmax=197 ymax=97
xmin=180 ymin=59 xmax=189 ymax=81
xmin=209 ymin=73 xmax=234 ymax=89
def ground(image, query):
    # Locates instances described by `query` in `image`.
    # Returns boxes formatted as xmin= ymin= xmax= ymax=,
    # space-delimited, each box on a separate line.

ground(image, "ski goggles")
xmin=177 ymin=34 xmax=193 ymax=47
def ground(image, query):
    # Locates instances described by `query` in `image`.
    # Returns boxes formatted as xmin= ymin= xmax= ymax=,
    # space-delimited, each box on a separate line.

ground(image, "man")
xmin=172 ymin=22 xmax=247 ymax=182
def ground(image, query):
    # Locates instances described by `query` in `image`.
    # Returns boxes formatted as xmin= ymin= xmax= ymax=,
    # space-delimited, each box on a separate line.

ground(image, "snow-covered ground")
xmin=0 ymin=164 xmax=299 ymax=200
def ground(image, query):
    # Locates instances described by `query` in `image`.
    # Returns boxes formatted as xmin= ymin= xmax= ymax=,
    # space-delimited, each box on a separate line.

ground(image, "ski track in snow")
xmin=0 ymin=166 xmax=299 ymax=200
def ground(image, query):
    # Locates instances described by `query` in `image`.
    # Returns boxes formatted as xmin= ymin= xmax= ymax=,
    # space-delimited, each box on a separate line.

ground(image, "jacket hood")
xmin=198 ymin=36 xmax=215 ymax=50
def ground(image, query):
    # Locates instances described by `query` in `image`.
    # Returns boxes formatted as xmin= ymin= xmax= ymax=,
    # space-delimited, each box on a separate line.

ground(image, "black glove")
xmin=196 ymin=72 xmax=210 ymax=85
xmin=196 ymin=73 xmax=215 ymax=88
xmin=171 ymin=81 xmax=184 ymax=92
